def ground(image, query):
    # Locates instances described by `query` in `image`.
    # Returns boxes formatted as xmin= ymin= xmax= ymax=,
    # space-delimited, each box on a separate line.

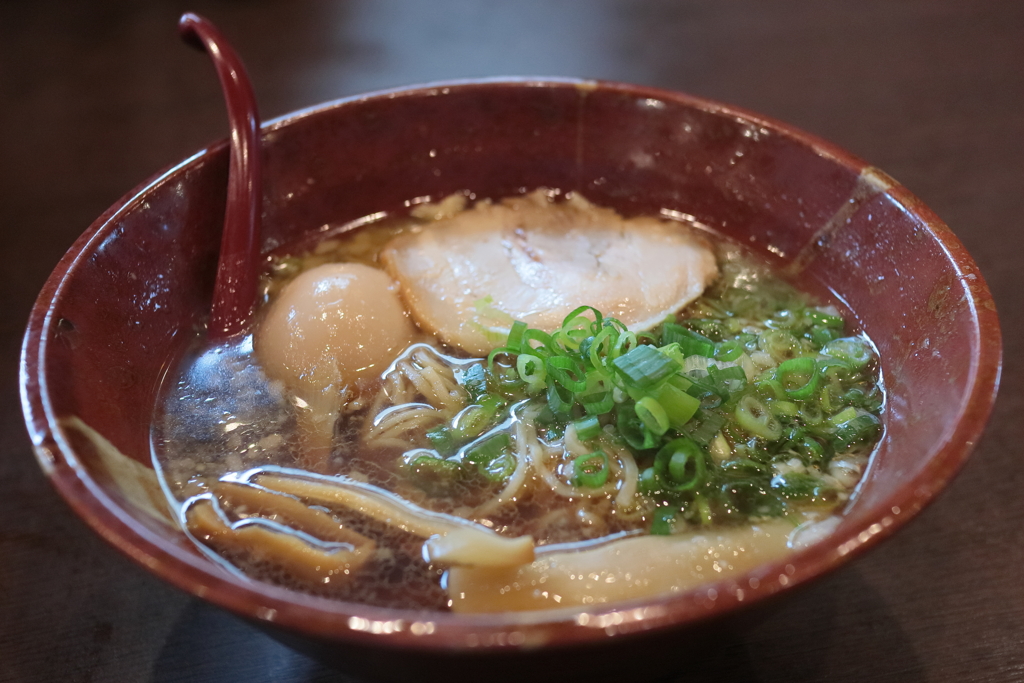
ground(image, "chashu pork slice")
xmin=380 ymin=191 xmax=719 ymax=356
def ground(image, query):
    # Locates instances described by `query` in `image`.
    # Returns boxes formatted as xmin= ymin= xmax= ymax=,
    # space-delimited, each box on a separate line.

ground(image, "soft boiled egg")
xmin=255 ymin=262 xmax=416 ymax=468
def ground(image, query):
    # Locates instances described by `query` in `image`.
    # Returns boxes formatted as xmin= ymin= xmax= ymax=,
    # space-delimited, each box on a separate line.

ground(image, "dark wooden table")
xmin=2 ymin=1 xmax=1021 ymax=681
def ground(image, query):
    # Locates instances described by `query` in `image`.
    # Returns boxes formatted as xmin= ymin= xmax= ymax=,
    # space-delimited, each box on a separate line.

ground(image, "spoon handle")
xmin=179 ymin=13 xmax=262 ymax=340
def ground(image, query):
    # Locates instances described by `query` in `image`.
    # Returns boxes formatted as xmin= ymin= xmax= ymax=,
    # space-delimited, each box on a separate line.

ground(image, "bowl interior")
xmin=21 ymin=79 xmax=1001 ymax=650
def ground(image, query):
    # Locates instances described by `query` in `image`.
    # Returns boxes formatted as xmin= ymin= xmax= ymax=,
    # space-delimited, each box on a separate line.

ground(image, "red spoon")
xmin=179 ymin=12 xmax=262 ymax=340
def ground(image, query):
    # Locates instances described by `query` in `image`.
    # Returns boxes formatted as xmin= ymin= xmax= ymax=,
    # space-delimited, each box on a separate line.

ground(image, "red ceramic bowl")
xmin=20 ymin=79 xmax=1001 ymax=681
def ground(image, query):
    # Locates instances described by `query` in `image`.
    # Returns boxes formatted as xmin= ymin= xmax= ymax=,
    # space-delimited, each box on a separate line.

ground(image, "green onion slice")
xmin=425 ymin=426 xmax=456 ymax=457
xmin=580 ymin=388 xmax=615 ymax=416
xmin=612 ymin=345 xmax=680 ymax=390
xmin=650 ymin=381 xmax=700 ymax=429
xmin=561 ymin=305 xmax=603 ymax=331
xmin=516 ymin=353 xmax=546 ymax=387
xmin=650 ymin=507 xmax=676 ymax=535
xmin=546 ymin=381 xmax=574 ymax=415
xmin=821 ymin=337 xmax=874 ymax=369
xmin=770 ymin=399 xmax=799 ymax=417
xmin=480 ymin=451 xmax=516 ymax=483
xmin=463 ymin=432 xmax=511 ymax=464
xmin=635 ymin=396 xmax=670 ymax=435
xmin=459 ymin=364 xmax=489 ymax=399
xmin=545 ymin=355 xmax=588 ymax=392
xmin=654 ymin=437 xmax=707 ymax=491
xmin=453 ymin=395 xmax=504 ymax=440
xmin=777 ymin=357 xmax=819 ymax=400
xmin=612 ymin=330 xmax=638 ymax=359
xmin=807 ymin=309 xmax=845 ymax=329
xmin=735 ymin=395 xmax=783 ymax=440
xmin=616 ymin=402 xmax=658 ymax=450
xmin=409 ymin=454 xmax=460 ymax=477
xmin=663 ymin=323 xmax=716 ymax=358
xmin=572 ymin=451 xmax=609 ymax=488
xmin=715 ymin=340 xmax=744 ymax=361
xmin=759 ymin=329 xmax=800 ymax=362
xmin=523 ymin=328 xmax=559 ymax=356
xmin=833 ymin=413 xmax=881 ymax=450
xmin=829 ymin=406 xmax=859 ymax=426
xmin=587 ymin=326 xmax=617 ymax=372
xmin=572 ymin=415 xmax=602 ymax=441
xmin=506 ymin=320 xmax=528 ymax=353
xmin=638 ymin=467 xmax=659 ymax=493
xmin=682 ymin=409 xmax=727 ymax=446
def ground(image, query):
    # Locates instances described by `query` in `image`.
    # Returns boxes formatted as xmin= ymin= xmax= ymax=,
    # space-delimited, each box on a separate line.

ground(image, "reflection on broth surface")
xmin=152 ymin=190 xmax=883 ymax=612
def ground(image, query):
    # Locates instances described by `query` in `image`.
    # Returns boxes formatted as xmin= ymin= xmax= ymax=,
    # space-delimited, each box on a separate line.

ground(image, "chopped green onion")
xmin=649 ymin=381 xmax=701 ymax=429
xmin=398 ymin=294 xmax=880 ymax=527
xmin=708 ymin=364 xmax=747 ymax=398
xmin=807 ymin=309 xmax=845 ymax=329
xmin=545 ymin=355 xmax=588 ymax=392
xmin=546 ymin=381 xmax=574 ymax=415
xmin=612 ymin=345 xmax=680 ymax=390
xmin=771 ymin=473 xmax=834 ymax=502
xmin=404 ymin=453 xmax=462 ymax=494
xmin=662 ymin=323 xmax=716 ymax=357
xmin=506 ymin=320 xmax=528 ymax=353
xmin=453 ymin=395 xmax=504 ymax=440
xmin=821 ymin=337 xmax=874 ymax=369
xmin=561 ymin=305 xmax=603 ymax=330
xmin=612 ymin=330 xmax=638 ymax=358
xmin=572 ymin=451 xmax=609 ymax=487
xmin=794 ymin=436 xmax=827 ymax=462
xmin=459 ymin=364 xmax=489 ymax=399
xmin=516 ymin=353 xmax=546 ymax=387
xmin=754 ymin=376 xmax=787 ymax=400
xmin=523 ymin=328 xmax=558 ymax=356
xmin=720 ymin=458 xmax=771 ymax=478
xmin=735 ymin=395 xmax=783 ymax=440
xmin=689 ymin=318 xmax=726 ymax=340
xmin=463 ymin=433 xmax=511 ymax=464
xmin=480 ymin=451 xmax=516 ymax=483
xmin=799 ymin=403 xmax=824 ymax=425
xmin=635 ymin=396 xmax=670 ymax=435
xmin=638 ymin=467 xmax=658 ymax=493
xmin=715 ymin=340 xmax=744 ymax=361
xmin=770 ymin=399 xmax=799 ymax=417
xmin=425 ymin=426 xmax=456 ymax=457
xmin=833 ymin=414 xmax=881 ymax=450
xmin=654 ymin=437 xmax=706 ymax=491
xmin=409 ymin=454 xmax=460 ymax=477
xmin=573 ymin=415 xmax=602 ymax=441
xmin=768 ymin=308 xmax=800 ymax=329
xmin=810 ymin=325 xmax=838 ymax=347
xmin=682 ymin=409 xmax=727 ymax=446
xmin=683 ymin=373 xmax=728 ymax=408
xmin=555 ymin=324 xmax=590 ymax=352
xmin=720 ymin=480 xmax=781 ymax=516
xmin=588 ymin=327 xmax=617 ymax=371
xmin=580 ymin=388 xmax=615 ymax=416
xmin=616 ymin=402 xmax=657 ymax=450
xmin=650 ymin=507 xmax=676 ymax=535
xmin=777 ymin=357 xmax=819 ymax=400
xmin=829 ymin=406 xmax=859 ymax=426
xmin=759 ymin=329 xmax=801 ymax=362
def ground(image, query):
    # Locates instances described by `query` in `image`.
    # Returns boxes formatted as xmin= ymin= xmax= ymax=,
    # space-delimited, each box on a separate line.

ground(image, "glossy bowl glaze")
xmin=20 ymin=79 xmax=1001 ymax=681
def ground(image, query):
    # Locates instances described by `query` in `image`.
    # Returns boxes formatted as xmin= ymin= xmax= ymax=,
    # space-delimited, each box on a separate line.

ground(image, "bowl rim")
xmin=20 ymin=77 xmax=1003 ymax=651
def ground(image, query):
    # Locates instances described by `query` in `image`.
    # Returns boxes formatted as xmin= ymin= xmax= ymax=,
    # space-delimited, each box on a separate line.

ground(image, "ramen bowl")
xmin=20 ymin=79 xmax=1001 ymax=681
